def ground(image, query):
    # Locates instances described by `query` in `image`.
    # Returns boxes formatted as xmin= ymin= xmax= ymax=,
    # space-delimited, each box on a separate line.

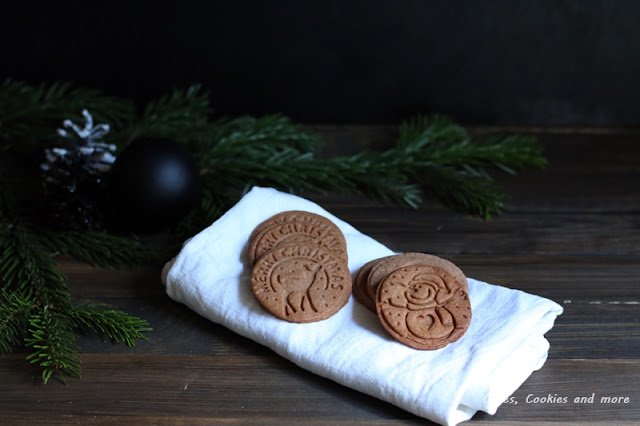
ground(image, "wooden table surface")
xmin=1 ymin=126 xmax=639 ymax=425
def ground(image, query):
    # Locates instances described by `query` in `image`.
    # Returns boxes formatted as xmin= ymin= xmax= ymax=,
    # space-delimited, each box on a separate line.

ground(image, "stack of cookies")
xmin=354 ymin=253 xmax=472 ymax=350
xmin=248 ymin=211 xmax=472 ymax=350
xmin=249 ymin=211 xmax=351 ymax=323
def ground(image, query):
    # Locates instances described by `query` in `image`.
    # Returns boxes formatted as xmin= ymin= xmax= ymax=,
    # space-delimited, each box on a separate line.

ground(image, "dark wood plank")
xmin=0 ymin=415 xmax=422 ymax=425
xmin=474 ymin=359 xmax=640 ymax=423
xmin=75 ymin=262 xmax=637 ymax=319
xmin=0 ymin=353 xmax=425 ymax=424
xmin=53 ymin=251 xmax=640 ymax=360
xmin=65 ymin=295 xmax=638 ymax=360
xmin=57 ymin=254 xmax=640 ymax=301
xmin=1 ymin=355 xmax=638 ymax=424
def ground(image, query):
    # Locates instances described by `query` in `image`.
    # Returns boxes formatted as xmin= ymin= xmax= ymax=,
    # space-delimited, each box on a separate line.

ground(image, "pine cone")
xmin=41 ymin=146 xmax=109 ymax=230
xmin=40 ymin=110 xmax=116 ymax=231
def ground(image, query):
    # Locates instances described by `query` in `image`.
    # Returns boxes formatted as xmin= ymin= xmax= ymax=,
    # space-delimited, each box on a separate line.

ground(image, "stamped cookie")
xmin=416 ymin=253 xmax=468 ymax=293
xmin=248 ymin=210 xmax=311 ymax=243
xmin=249 ymin=210 xmax=342 ymax=247
xmin=375 ymin=264 xmax=471 ymax=350
xmin=251 ymin=243 xmax=352 ymax=323
xmin=366 ymin=252 xmax=467 ymax=308
xmin=249 ymin=211 xmax=347 ymax=264
xmin=352 ymin=255 xmax=394 ymax=312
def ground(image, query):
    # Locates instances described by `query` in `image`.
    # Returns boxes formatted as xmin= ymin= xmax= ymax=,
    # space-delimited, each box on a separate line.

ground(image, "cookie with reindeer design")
xmin=251 ymin=243 xmax=351 ymax=323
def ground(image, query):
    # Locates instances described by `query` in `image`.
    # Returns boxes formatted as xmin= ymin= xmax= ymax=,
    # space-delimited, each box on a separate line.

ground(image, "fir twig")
xmin=0 ymin=78 xmax=135 ymax=147
xmin=395 ymin=114 xmax=547 ymax=218
xmin=1 ymin=153 xmax=151 ymax=384
xmin=193 ymin=114 xmax=422 ymax=216
xmin=411 ymin=164 xmax=505 ymax=218
xmin=39 ymin=230 xmax=159 ymax=269
xmin=191 ymin=113 xmax=545 ymax=224
xmin=0 ymin=290 xmax=36 ymax=353
xmin=133 ymin=84 xmax=212 ymax=142
xmin=1 ymin=223 xmax=71 ymax=308
xmin=0 ymin=223 xmax=78 ymax=384
xmin=24 ymin=307 xmax=82 ymax=384
xmin=199 ymin=114 xmax=320 ymax=155
xmin=201 ymin=148 xmax=422 ymax=208
xmin=69 ymin=302 xmax=152 ymax=346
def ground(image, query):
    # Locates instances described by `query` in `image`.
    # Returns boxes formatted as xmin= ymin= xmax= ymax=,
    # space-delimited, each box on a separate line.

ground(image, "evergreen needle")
xmin=70 ymin=302 xmax=152 ymax=346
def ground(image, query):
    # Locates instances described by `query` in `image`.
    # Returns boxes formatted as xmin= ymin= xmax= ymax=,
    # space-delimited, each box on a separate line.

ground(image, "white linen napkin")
xmin=162 ymin=186 xmax=563 ymax=426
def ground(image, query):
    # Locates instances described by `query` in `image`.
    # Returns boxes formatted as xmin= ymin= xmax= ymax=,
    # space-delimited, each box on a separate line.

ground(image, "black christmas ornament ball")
xmin=109 ymin=138 xmax=202 ymax=231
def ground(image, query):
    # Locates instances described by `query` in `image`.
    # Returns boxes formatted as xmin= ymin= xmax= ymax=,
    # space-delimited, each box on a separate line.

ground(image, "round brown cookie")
xmin=276 ymin=233 xmax=347 ymax=262
xmin=366 ymin=252 xmax=468 ymax=305
xmin=248 ymin=211 xmax=289 ymax=245
xmin=418 ymin=253 xmax=468 ymax=293
xmin=251 ymin=243 xmax=352 ymax=323
xmin=353 ymin=255 xmax=395 ymax=312
xmin=375 ymin=264 xmax=471 ymax=350
xmin=249 ymin=212 xmax=347 ymax=265
xmin=249 ymin=210 xmax=338 ymax=248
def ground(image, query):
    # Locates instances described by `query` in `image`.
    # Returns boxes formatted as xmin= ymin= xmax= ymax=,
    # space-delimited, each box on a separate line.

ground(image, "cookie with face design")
xmin=251 ymin=243 xmax=351 ymax=323
xmin=375 ymin=264 xmax=471 ymax=350
xmin=366 ymin=253 xmax=468 ymax=309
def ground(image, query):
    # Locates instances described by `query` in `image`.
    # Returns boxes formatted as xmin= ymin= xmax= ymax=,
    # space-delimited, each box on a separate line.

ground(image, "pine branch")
xmin=0 ymin=167 xmax=80 ymax=383
xmin=393 ymin=114 xmax=546 ymax=218
xmin=1 ymin=158 xmax=150 ymax=383
xmin=0 ymin=225 xmax=152 ymax=382
xmin=0 ymin=290 xmax=37 ymax=353
xmin=39 ymin=230 xmax=159 ymax=269
xmin=24 ymin=307 xmax=81 ymax=384
xmin=201 ymin=146 xmax=421 ymax=208
xmin=412 ymin=163 xmax=506 ymax=218
xmin=175 ymin=113 xmax=345 ymax=237
xmin=324 ymin=151 xmax=423 ymax=208
xmin=396 ymin=114 xmax=469 ymax=152
xmin=194 ymin=115 xmax=421 ymax=212
xmin=1 ymin=223 xmax=71 ymax=307
xmin=195 ymin=113 xmax=545 ymax=220
xmin=467 ymin=134 xmax=548 ymax=172
xmin=133 ymin=84 xmax=212 ymax=142
xmin=199 ymin=114 xmax=320 ymax=156
xmin=0 ymin=78 xmax=135 ymax=147
xmin=69 ymin=302 xmax=152 ymax=346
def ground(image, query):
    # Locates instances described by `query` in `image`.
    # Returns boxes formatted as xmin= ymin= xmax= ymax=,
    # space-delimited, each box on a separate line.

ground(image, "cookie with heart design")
xmin=366 ymin=253 xmax=468 ymax=308
xmin=375 ymin=264 xmax=471 ymax=350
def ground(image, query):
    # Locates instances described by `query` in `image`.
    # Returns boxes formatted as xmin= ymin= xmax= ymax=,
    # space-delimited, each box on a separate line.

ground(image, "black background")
xmin=3 ymin=1 xmax=639 ymax=125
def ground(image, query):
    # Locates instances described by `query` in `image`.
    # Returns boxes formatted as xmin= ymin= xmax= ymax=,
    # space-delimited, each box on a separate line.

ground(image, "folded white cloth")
xmin=162 ymin=187 xmax=563 ymax=426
